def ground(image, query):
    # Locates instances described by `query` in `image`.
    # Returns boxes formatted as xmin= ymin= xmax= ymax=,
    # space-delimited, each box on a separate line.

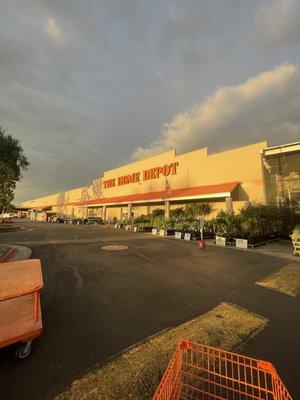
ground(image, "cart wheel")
xmin=15 ymin=341 xmax=33 ymax=360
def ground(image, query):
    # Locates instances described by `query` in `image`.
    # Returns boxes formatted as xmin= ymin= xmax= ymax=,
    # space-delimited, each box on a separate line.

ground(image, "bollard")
xmin=198 ymin=240 xmax=206 ymax=249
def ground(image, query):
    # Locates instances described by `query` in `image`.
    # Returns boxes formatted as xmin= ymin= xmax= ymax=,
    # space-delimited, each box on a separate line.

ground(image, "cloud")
xmin=44 ymin=17 xmax=65 ymax=43
xmin=132 ymin=64 xmax=300 ymax=160
xmin=255 ymin=0 xmax=300 ymax=46
xmin=1 ymin=2 xmax=299 ymax=204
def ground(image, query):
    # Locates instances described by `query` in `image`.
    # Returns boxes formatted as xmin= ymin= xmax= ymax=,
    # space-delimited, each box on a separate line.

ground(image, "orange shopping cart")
xmin=0 ymin=259 xmax=43 ymax=359
xmin=153 ymin=340 xmax=292 ymax=400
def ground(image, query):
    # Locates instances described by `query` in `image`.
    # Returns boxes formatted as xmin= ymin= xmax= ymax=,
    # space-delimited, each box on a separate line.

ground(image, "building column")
xmin=226 ymin=196 xmax=233 ymax=213
xmin=146 ymin=205 xmax=150 ymax=215
xmin=120 ymin=207 xmax=123 ymax=221
xmin=102 ymin=205 xmax=107 ymax=222
xmin=165 ymin=201 xmax=170 ymax=220
xmin=128 ymin=203 xmax=133 ymax=221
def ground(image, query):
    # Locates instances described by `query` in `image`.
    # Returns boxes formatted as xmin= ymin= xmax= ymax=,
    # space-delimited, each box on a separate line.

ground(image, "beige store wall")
xmin=23 ymin=141 xmax=267 ymax=216
xmin=101 ymin=141 xmax=267 ymax=203
xmin=23 ymin=185 xmax=95 ymax=217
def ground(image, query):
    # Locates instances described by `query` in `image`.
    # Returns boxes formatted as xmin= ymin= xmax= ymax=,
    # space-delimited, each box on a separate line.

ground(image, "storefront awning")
xmin=30 ymin=206 xmax=52 ymax=212
xmin=86 ymin=181 xmax=239 ymax=207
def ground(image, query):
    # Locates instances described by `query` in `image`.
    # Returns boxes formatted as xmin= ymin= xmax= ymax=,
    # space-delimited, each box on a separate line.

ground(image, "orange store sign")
xmin=103 ymin=162 xmax=179 ymax=189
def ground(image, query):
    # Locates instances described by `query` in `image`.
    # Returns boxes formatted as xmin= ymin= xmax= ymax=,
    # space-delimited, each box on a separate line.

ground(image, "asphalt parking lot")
xmin=0 ymin=222 xmax=299 ymax=400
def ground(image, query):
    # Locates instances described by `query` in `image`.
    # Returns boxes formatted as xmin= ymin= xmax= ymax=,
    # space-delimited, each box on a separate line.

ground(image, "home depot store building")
xmin=23 ymin=140 xmax=300 ymax=222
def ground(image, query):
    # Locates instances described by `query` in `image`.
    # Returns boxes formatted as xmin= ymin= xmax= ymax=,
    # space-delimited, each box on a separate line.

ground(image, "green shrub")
xmin=239 ymin=204 xmax=280 ymax=238
xmin=291 ymin=224 xmax=300 ymax=240
xmin=185 ymin=202 xmax=212 ymax=219
xmin=211 ymin=210 xmax=242 ymax=238
xmin=133 ymin=214 xmax=151 ymax=225
xmin=212 ymin=204 xmax=287 ymax=239
xmin=170 ymin=207 xmax=184 ymax=220
xmin=151 ymin=208 xmax=165 ymax=218
xmin=152 ymin=217 xmax=165 ymax=229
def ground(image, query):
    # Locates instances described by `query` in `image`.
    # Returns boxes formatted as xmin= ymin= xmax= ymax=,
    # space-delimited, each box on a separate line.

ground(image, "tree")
xmin=170 ymin=207 xmax=184 ymax=219
xmin=185 ymin=202 xmax=212 ymax=219
xmin=0 ymin=127 xmax=29 ymax=215
xmin=211 ymin=210 xmax=242 ymax=237
xmin=151 ymin=208 xmax=165 ymax=218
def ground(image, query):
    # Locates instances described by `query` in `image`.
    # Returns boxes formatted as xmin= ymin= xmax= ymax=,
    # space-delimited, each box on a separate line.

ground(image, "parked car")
xmin=87 ymin=217 xmax=103 ymax=225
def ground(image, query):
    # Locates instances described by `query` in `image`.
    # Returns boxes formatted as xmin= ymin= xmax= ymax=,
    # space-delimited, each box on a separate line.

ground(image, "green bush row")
xmin=128 ymin=203 xmax=294 ymax=238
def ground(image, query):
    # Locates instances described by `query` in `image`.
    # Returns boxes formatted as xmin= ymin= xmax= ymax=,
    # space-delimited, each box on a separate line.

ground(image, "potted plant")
xmin=170 ymin=208 xmax=185 ymax=239
xmin=185 ymin=202 xmax=213 ymax=240
xmin=211 ymin=211 xmax=229 ymax=246
xmin=212 ymin=210 xmax=241 ymax=246
xmin=132 ymin=214 xmax=152 ymax=232
xmin=162 ymin=219 xmax=174 ymax=236
xmin=121 ymin=218 xmax=132 ymax=230
xmin=152 ymin=217 xmax=166 ymax=236
xmin=173 ymin=217 xmax=189 ymax=239
xmin=239 ymin=204 xmax=280 ymax=247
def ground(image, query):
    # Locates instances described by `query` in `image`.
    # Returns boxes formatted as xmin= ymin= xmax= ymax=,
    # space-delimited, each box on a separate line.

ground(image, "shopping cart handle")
xmin=257 ymin=360 xmax=276 ymax=374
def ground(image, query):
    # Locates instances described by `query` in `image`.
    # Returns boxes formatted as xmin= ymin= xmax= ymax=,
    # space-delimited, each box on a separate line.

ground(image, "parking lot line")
xmin=256 ymin=263 xmax=300 ymax=297
xmin=55 ymin=302 xmax=268 ymax=400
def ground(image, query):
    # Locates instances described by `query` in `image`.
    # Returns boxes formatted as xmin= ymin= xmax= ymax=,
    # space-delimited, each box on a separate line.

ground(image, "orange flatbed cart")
xmin=0 ymin=259 xmax=43 ymax=359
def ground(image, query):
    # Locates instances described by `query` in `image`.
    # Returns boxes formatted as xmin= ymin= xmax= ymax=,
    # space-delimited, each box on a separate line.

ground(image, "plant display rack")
xmin=292 ymin=237 xmax=300 ymax=256
xmin=291 ymin=224 xmax=300 ymax=256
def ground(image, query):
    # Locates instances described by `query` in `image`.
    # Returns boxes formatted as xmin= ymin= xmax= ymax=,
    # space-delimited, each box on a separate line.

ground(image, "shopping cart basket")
xmin=153 ymin=340 xmax=292 ymax=400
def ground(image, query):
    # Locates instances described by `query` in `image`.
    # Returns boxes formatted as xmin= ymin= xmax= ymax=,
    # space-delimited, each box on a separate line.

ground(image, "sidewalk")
xmin=206 ymin=238 xmax=300 ymax=263
xmin=0 ymin=244 xmax=32 ymax=262
xmin=136 ymin=229 xmax=299 ymax=263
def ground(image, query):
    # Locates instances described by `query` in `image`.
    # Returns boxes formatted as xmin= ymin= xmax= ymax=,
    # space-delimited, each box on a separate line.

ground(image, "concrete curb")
xmin=205 ymin=241 xmax=300 ymax=263
xmin=0 ymin=244 xmax=32 ymax=262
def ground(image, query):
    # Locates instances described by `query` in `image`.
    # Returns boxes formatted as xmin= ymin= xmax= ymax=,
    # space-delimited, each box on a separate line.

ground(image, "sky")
xmin=0 ymin=0 xmax=300 ymax=203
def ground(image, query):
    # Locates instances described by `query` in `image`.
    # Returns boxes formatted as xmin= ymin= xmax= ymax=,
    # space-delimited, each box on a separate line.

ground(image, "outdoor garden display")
xmin=123 ymin=203 xmax=293 ymax=249
xmin=130 ymin=205 xmax=213 ymax=239
xmin=212 ymin=204 xmax=291 ymax=248
xmin=127 ymin=204 xmax=209 ymax=240
xmin=132 ymin=215 xmax=153 ymax=232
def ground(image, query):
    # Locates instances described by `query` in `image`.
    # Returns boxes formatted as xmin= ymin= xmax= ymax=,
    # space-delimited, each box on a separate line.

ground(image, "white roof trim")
xmin=87 ymin=191 xmax=230 ymax=207
xmin=262 ymin=142 xmax=300 ymax=156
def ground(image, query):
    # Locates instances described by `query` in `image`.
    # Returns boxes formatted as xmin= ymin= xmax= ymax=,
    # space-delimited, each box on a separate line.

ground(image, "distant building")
xmin=23 ymin=141 xmax=300 ymax=222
